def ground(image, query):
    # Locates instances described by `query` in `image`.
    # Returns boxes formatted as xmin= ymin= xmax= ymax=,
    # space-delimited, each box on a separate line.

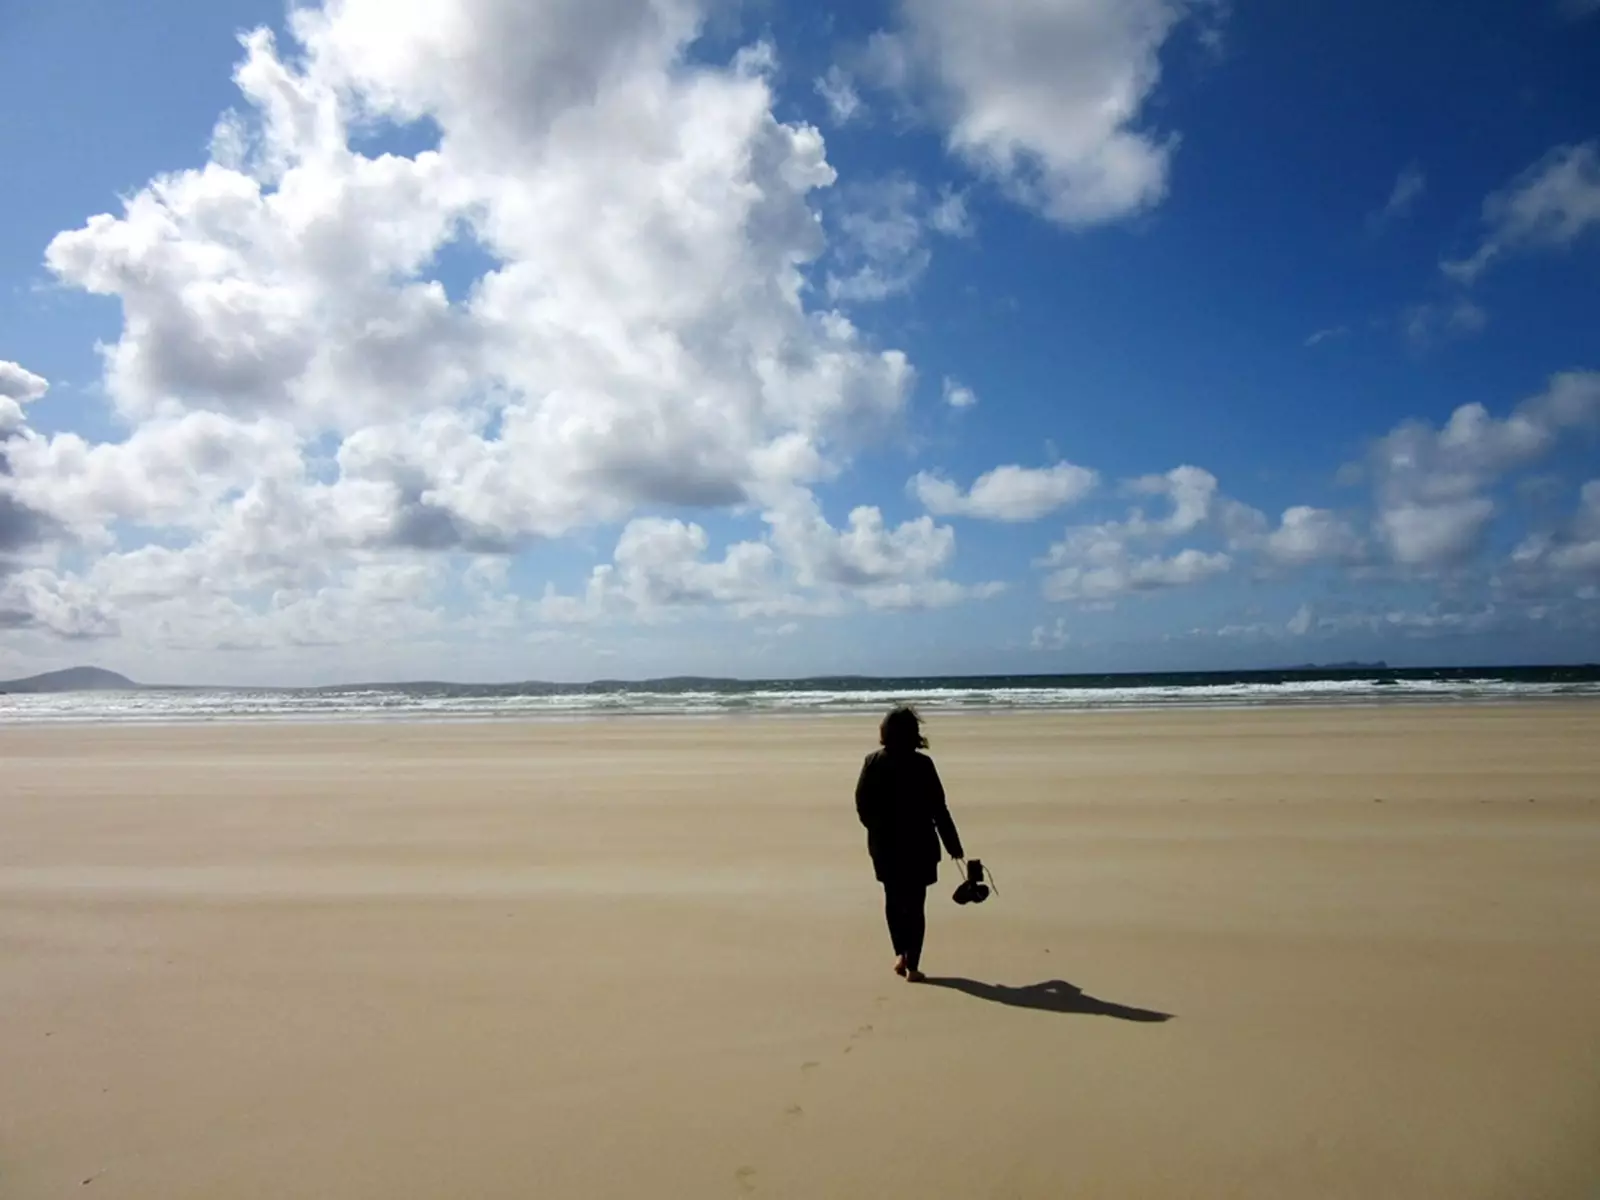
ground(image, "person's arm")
xmin=925 ymin=756 xmax=964 ymax=859
xmin=855 ymin=753 xmax=878 ymax=829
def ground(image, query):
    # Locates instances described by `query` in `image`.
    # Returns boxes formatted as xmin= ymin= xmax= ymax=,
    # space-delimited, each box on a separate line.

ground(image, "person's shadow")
xmin=920 ymin=977 xmax=1172 ymax=1022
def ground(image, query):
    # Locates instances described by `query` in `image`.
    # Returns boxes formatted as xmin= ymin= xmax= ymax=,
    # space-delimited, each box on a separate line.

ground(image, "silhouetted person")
xmin=854 ymin=705 xmax=964 ymax=982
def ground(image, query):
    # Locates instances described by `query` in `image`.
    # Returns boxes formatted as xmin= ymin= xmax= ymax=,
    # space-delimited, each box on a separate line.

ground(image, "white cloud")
xmin=1260 ymin=506 xmax=1363 ymax=567
xmin=912 ymin=462 xmax=1098 ymax=521
xmin=766 ymin=491 xmax=955 ymax=588
xmin=1512 ymin=480 xmax=1600 ymax=575
xmin=1286 ymin=603 xmax=1314 ymax=637
xmin=1037 ymin=468 xmax=1235 ymax=600
xmin=0 ymin=362 xmax=49 ymax=405
xmin=826 ymin=176 xmax=970 ymax=302
xmin=1572 ymin=481 xmax=1600 ymax=538
xmin=1313 ymin=604 xmax=1506 ymax=639
xmin=815 ymin=65 xmax=863 ymax=124
xmin=1036 ymin=465 xmax=1359 ymax=602
xmin=1304 ymin=326 xmax=1348 ymax=348
xmin=1443 ymin=142 xmax=1600 ymax=283
xmin=44 ymin=1 xmax=913 ymax=548
xmin=1196 ymin=620 xmax=1277 ymax=641
xmin=1408 ymin=144 xmax=1599 ymax=344
xmin=15 ymin=0 xmax=1035 ymax=659
xmin=826 ymin=178 xmax=933 ymax=302
xmin=942 ymin=377 xmax=978 ymax=408
xmin=928 ymin=188 xmax=973 ymax=237
xmin=1365 ymin=370 xmax=1600 ymax=567
xmin=1552 ymin=545 xmax=1600 ymax=575
xmin=1124 ymin=465 xmax=1234 ymax=537
xmin=861 ymin=578 xmax=1005 ymax=611
xmin=0 ymin=361 xmax=50 ymax=437
xmin=591 ymin=517 xmax=778 ymax=613
xmin=1370 ymin=164 xmax=1425 ymax=229
xmin=4 ymin=414 xmax=303 ymax=539
xmin=1378 ymin=498 xmax=1497 ymax=568
xmin=1403 ymin=298 xmax=1488 ymax=346
xmin=144 ymin=559 xmax=445 ymax=653
xmin=1043 ymin=546 xmax=1230 ymax=602
xmin=1 ymin=362 xmax=63 ymax=565
xmin=0 ymin=569 xmax=120 ymax=640
xmin=534 ymin=490 xmax=999 ymax=619
xmin=1030 ymin=616 xmax=1070 ymax=650
xmin=0 ymin=488 xmax=54 ymax=563
xmin=1116 ymin=466 xmax=1273 ymax=549
xmin=868 ymin=0 xmax=1205 ymax=226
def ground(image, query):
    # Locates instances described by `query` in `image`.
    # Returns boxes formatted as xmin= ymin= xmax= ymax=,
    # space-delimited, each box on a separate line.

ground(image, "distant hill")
xmin=0 ymin=666 xmax=138 ymax=693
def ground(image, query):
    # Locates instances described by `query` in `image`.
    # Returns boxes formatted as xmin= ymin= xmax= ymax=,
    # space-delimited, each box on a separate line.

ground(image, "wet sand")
xmin=2 ymin=704 xmax=1598 ymax=1198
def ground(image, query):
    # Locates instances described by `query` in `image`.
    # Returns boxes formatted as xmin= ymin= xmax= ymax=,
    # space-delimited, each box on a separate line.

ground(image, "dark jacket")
xmin=855 ymin=748 xmax=964 ymax=886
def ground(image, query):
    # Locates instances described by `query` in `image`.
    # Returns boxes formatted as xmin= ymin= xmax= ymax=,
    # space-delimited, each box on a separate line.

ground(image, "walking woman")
xmin=854 ymin=705 xmax=965 ymax=982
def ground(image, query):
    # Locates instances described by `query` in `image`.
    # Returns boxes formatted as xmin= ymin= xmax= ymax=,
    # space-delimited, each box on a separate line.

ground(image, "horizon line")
xmin=9 ymin=660 xmax=1600 ymax=693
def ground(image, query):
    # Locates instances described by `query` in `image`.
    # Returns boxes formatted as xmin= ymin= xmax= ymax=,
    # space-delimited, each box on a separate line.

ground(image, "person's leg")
xmin=901 ymin=884 xmax=928 ymax=975
xmin=883 ymin=883 xmax=906 ymax=962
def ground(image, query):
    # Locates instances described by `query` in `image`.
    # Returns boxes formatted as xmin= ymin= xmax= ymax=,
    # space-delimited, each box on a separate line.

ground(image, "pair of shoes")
xmin=893 ymin=955 xmax=908 ymax=977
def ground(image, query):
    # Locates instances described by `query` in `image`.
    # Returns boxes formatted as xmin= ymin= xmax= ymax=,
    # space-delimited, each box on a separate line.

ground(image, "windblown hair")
xmin=879 ymin=704 xmax=928 ymax=753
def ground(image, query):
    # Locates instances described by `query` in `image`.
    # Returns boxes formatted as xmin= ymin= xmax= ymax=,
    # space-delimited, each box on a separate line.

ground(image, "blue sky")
xmin=1 ymin=0 xmax=1597 ymax=685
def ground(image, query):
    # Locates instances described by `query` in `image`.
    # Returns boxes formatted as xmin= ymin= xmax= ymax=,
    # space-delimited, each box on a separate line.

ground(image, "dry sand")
xmin=2 ymin=704 xmax=1598 ymax=1199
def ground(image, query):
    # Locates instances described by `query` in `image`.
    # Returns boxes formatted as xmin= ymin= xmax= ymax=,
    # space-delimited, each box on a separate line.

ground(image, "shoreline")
xmin=3 ymin=690 xmax=1600 ymax=730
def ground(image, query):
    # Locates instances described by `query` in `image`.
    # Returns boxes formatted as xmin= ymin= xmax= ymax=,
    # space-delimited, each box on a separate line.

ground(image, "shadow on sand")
xmin=920 ymin=978 xmax=1173 ymax=1023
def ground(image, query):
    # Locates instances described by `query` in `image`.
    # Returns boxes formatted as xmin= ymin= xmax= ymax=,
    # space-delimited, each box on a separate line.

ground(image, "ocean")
xmin=2 ymin=665 xmax=1598 ymax=725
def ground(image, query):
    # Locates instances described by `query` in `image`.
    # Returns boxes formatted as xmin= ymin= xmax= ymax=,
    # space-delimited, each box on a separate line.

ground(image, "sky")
xmin=1 ymin=0 xmax=1598 ymax=686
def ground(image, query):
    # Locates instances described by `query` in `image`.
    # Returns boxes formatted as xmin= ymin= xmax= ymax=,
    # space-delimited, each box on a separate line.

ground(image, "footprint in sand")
xmin=801 ymin=1061 xmax=820 ymax=1072
xmin=735 ymin=1165 xmax=758 ymax=1193
xmin=784 ymin=1103 xmax=803 ymax=1118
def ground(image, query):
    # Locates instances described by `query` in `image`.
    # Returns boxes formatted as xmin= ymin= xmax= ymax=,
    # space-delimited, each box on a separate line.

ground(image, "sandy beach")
xmin=2 ymin=704 xmax=1598 ymax=1198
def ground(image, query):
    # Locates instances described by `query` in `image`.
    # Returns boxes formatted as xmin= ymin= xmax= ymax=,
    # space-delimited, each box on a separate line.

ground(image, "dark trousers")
xmin=883 ymin=881 xmax=928 ymax=970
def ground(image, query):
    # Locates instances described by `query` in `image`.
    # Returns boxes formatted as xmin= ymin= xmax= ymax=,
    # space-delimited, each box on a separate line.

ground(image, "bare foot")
xmin=893 ymin=955 xmax=908 ymax=977
xmin=905 ymin=968 xmax=926 ymax=983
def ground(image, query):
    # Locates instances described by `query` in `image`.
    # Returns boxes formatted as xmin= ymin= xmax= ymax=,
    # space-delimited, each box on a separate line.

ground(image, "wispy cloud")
xmin=1030 ymin=617 xmax=1070 ymax=651
xmin=943 ymin=378 xmax=978 ymax=409
xmin=1304 ymin=326 xmax=1349 ymax=348
xmin=1442 ymin=142 xmax=1600 ymax=283
xmin=1403 ymin=299 xmax=1487 ymax=348
xmin=1368 ymin=164 xmax=1426 ymax=231
xmin=825 ymin=177 xmax=965 ymax=303
xmin=814 ymin=66 xmax=863 ymax=124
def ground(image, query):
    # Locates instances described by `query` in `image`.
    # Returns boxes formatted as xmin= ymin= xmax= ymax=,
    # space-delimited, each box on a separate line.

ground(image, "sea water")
xmin=2 ymin=666 xmax=1597 ymax=725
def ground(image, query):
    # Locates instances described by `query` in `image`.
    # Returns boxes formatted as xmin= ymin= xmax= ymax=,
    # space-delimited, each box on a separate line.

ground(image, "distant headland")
xmin=0 ymin=667 xmax=138 ymax=694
